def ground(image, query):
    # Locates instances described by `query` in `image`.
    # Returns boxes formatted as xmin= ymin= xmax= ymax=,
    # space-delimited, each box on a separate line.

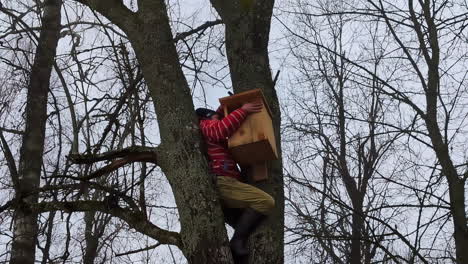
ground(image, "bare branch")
xmin=0 ymin=130 xmax=19 ymax=189
xmin=68 ymin=146 xmax=157 ymax=164
xmin=115 ymin=242 xmax=161 ymax=257
xmin=174 ymin=19 xmax=223 ymax=42
xmin=33 ymin=201 xmax=181 ymax=247
xmin=74 ymin=0 xmax=137 ymax=32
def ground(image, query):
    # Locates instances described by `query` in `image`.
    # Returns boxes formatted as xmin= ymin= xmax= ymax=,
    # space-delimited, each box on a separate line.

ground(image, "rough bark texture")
xmin=9 ymin=1 xmax=62 ymax=263
xmin=209 ymin=1 xmax=284 ymax=263
xmin=128 ymin=6 xmax=232 ymax=264
xmin=75 ymin=0 xmax=234 ymax=262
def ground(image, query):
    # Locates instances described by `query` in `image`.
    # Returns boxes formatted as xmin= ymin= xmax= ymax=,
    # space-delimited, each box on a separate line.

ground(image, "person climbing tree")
xmin=196 ymin=101 xmax=275 ymax=257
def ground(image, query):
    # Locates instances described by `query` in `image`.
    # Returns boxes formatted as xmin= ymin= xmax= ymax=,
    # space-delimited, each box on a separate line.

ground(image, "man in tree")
xmin=196 ymin=101 xmax=275 ymax=257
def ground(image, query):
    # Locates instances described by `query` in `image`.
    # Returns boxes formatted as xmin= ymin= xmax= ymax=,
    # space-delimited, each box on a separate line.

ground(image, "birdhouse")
xmin=219 ymin=89 xmax=278 ymax=181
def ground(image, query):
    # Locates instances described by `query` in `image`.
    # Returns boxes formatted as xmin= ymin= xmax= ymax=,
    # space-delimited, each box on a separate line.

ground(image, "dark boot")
xmin=230 ymin=208 xmax=265 ymax=257
xmin=223 ymin=207 xmax=243 ymax=228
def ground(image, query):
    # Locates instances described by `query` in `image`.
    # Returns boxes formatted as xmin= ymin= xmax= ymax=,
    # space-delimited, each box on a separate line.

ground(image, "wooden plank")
xmin=219 ymin=89 xmax=262 ymax=112
xmin=229 ymin=140 xmax=276 ymax=165
xmin=219 ymin=88 xmax=273 ymax=118
xmin=227 ymin=104 xmax=277 ymax=159
xmin=219 ymin=89 xmax=279 ymax=179
xmin=228 ymin=113 xmax=253 ymax=148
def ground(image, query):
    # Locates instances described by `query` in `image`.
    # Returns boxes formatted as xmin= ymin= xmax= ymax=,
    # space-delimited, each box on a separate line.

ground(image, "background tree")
xmin=6 ymin=1 xmax=62 ymax=263
xmin=280 ymin=0 xmax=468 ymax=262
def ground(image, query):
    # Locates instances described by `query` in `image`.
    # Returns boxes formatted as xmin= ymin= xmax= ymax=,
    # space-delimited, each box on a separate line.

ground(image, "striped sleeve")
xmin=200 ymin=108 xmax=247 ymax=142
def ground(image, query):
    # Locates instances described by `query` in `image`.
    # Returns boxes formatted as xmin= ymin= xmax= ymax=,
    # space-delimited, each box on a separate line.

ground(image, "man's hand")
xmin=216 ymin=105 xmax=224 ymax=116
xmin=241 ymin=100 xmax=263 ymax=114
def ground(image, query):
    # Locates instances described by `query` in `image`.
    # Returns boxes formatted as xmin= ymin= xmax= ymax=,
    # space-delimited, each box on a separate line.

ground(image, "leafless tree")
xmin=1 ymin=1 xmax=62 ymax=263
xmin=0 ymin=0 xmax=284 ymax=263
xmin=280 ymin=0 xmax=468 ymax=262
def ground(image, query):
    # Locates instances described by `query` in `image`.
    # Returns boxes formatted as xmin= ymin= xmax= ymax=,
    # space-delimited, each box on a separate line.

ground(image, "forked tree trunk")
xmin=9 ymin=0 xmax=62 ymax=263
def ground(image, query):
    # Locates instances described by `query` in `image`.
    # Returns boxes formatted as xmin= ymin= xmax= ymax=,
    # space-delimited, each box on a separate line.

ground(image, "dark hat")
xmin=196 ymin=108 xmax=218 ymax=119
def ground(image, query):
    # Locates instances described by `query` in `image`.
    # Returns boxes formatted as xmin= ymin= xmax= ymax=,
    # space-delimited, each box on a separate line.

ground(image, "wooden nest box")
xmin=219 ymin=89 xmax=278 ymax=181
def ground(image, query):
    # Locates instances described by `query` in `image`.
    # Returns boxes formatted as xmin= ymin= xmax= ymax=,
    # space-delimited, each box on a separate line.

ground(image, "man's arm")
xmin=201 ymin=101 xmax=263 ymax=142
xmin=200 ymin=108 xmax=247 ymax=142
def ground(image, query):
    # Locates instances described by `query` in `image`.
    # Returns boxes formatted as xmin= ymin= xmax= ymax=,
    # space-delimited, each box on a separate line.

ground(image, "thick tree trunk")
xmin=9 ymin=1 xmax=62 ymax=263
xmin=209 ymin=1 xmax=284 ymax=263
xmin=120 ymin=2 xmax=234 ymax=263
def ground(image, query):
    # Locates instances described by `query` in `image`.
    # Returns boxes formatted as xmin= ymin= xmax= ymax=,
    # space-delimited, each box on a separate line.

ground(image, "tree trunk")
xmin=116 ymin=2 xmax=234 ymax=263
xmin=350 ymin=205 xmax=363 ymax=264
xmin=425 ymin=119 xmax=468 ymax=263
xmin=209 ymin=1 xmax=284 ymax=263
xmin=83 ymin=211 xmax=99 ymax=264
xmin=128 ymin=34 xmax=232 ymax=264
xmin=423 ymin=28 xmax=468 ymax=262
xmin=9 ymin=0 xmax=62 ymax=263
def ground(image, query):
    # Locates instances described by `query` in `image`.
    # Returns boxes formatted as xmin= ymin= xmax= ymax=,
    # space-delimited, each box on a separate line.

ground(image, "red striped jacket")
xmin=199 ymin=108 xmax=247 ymax=179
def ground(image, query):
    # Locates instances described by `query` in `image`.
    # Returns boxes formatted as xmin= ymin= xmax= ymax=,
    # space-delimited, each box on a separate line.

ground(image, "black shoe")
xmin=223 ymin=207 xmax=243 ymax=228
xmin=230 ymin=208 xmax=265 ymax=257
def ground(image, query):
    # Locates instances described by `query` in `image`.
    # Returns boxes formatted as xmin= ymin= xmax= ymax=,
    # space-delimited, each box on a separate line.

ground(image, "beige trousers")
xmin=216 ymin=176 xmax=275 ymax=215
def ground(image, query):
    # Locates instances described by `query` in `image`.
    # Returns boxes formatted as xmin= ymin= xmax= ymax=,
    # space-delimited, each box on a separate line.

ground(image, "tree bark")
xmin=209 ymin=1 xmax=284 ymax=263
xmin=75 ymin=0 xmax=234 ymax=262
xmin=128 ymin=6 xmax=233 ymax=264
xmin=9 ymin=0 xmax=62 ymax=263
